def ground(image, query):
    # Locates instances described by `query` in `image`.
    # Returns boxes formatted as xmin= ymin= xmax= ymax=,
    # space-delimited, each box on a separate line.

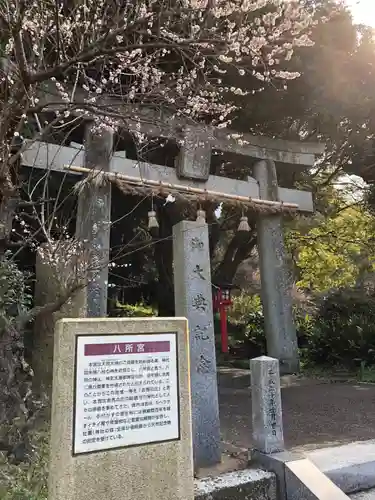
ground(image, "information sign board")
xmin=73 ymin=332 xmax=179 ymax=455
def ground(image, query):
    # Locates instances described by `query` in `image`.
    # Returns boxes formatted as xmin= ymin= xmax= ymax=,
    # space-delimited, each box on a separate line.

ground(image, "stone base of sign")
xmin=194 ymin=469 xmax=277 ymax=500
xmin=49 ymin=317 xmax=193 ymax=500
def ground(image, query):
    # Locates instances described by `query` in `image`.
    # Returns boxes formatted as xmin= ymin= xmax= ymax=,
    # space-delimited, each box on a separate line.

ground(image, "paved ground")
xmin=218 ymin=368 xmax=375 ymax=455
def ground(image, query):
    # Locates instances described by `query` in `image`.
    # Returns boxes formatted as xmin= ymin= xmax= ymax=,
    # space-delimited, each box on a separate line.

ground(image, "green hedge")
xmin=228 ymin=289 xmax=375 ymax=368
xmin=305 ymin=289 xmax=375 ymax=367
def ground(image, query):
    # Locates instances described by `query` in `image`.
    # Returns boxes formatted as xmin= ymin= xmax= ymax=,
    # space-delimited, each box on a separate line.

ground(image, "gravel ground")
xmin=218 ymin=368 xmax=375 ymax=454
xmin=350 ymin=489 xmax=375 ymax=499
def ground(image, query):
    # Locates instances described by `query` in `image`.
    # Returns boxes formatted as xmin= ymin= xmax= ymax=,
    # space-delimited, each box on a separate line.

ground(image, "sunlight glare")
xmin=346 ymin=0 xmax=375 ymax=27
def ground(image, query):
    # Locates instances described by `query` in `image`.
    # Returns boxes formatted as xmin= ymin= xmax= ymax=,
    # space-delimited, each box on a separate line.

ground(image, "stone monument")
xmin=173 ymin=220 xmax=221 ymax=467
xmin=49 ymin=317 xmax=193 ymax=500
xmin=250 ymin=356 xmax=284 ymax=454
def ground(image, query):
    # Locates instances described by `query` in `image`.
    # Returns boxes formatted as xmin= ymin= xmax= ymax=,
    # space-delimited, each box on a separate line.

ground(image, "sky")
xmin=346 ymin=0 xmax=375 ymax=26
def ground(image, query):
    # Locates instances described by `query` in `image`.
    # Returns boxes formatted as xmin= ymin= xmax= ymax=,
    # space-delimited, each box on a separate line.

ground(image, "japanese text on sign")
xmin=73 ymin=333 xmax=179 ymax=455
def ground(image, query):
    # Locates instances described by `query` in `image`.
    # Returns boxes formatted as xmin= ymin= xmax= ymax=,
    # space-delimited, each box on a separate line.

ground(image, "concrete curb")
xmin=194 ymin=440 xmax=375 ymax=499
xmin=308 ymin=440 xmax=375 ymax=494
xmin=195 ymin=469 xmax=277 ymax=500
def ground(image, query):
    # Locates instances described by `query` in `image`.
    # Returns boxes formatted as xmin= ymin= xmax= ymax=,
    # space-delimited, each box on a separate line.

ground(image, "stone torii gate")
xmin=22 ymin=122 xmax=323 ymax=469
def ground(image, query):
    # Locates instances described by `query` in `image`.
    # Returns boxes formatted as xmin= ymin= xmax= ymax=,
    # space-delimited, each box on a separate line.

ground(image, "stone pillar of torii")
xmin=21 ymin=120 xmax=323 ymax=469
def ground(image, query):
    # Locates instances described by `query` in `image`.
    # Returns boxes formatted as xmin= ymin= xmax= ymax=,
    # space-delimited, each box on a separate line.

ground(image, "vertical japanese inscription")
xmin=190 ymin=237 xmax=204 ymax=250
xmin=267 ymin=366 xmax=278 ymax=437
xmin=192 ymin=293 xmax=208 ymax=311
xmin=192 ymin=264 xmax=206 ymax=280
xmin=73 ymin=333 xmax=179 ymax=455
xmin=193 ymin=324 xmax=210 ymax=341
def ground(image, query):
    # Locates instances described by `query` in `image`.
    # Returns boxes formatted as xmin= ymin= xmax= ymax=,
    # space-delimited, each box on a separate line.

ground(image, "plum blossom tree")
xmin=0 ymin=0 xmax=316 ymax=204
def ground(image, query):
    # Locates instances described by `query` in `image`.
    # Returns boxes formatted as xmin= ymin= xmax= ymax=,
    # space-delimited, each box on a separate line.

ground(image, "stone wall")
xmin=195 ymin=469 xmax=277 ymax=500
xmin=32 ymin=242 xmax=87 ymax=393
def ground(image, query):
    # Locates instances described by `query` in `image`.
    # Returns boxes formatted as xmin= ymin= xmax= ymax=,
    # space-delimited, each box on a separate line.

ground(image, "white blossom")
xmin=0 ymin=0 xmax=321 ymax=177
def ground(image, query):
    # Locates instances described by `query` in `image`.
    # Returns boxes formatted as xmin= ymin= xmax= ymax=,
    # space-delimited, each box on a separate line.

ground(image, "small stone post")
xmin=250 ymin=356 xmax=284 ymax=454
xmin=173 ymin=220 xmax=221 ymax=468
xmin=253 ymin=159 xmax=299 ymax=374
xmin=76 ymin=123 xmax=113 ymax=317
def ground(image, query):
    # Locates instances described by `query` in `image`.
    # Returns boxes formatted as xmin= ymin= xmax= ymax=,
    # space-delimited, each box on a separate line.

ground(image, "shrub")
xmin=218 ymin=288 xmax=375 ymax=368
xmin=0 ymin=428 xmax=48 ymax=500
xmin=306 ymin=288 xmax=375 ymax=367
xmin=227 ymin=292 xmax=315 ymax=359
xmin=0 ymin=255 xmax=32 ymax=320
xmin=0 ymin=255 xmax=38 ymax=461
xmin=110 ymin=301 xmax=155 ymax=317
xmin=226 ymin=293 xmax=266 ymax=358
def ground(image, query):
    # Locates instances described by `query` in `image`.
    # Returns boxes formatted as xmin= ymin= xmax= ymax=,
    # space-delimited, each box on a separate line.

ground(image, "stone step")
xmin=307 ymin=440 xmax=375 ymax=494
xmin=195 ymin=469 xmax=277 ymax=500
xmin=350 ymin=489 xmax=375 ymax=499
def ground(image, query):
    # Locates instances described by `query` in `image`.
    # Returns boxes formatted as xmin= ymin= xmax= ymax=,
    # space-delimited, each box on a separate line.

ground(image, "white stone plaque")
xmin=73 ymin=332 xmax=180 ymax=455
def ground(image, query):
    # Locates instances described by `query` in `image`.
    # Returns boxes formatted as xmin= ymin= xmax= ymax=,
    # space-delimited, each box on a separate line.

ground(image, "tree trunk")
xmin=213 ymin=230 xmax=257 ymax=284
xmin=154 ymin=204 xmax=178 ymax=316
xmin=0 ymin=194 xmax=18 ymax=258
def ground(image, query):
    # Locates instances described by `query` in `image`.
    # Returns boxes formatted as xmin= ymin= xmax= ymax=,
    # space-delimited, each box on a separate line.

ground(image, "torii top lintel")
xmin=126 ymin=108 xmax=324 ymax=169
xmin=22 ymin=97 xmax=324 ymax=213
xmin=36 ymin=90 xmax=324 ymax=168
